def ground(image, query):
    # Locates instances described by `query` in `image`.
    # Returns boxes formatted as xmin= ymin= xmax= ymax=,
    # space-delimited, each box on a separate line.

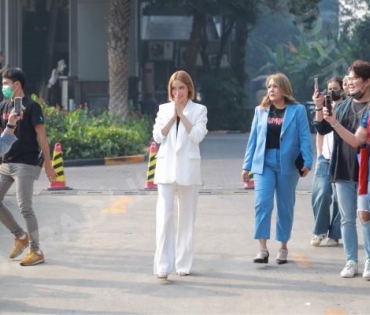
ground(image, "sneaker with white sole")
xmin=9 ymin=234 xmax=29 ymax=259
xmin=310 ymin=234 xmax=326 ymax=246
xmin=326 ymin=238 xmax=339 ymax=247
xmin=20 ymin=249 xmax=45 ymax=266
xmin=363 ymin=259 xmax=370 ymax=279
xmin=340 ymin=260 xmax=358 ymax=278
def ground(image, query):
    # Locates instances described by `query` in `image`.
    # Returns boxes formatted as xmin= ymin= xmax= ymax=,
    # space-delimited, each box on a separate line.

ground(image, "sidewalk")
xmin=2 ymin=133 xmax=368 ymax=314
xmin=0 ymin=192 xmax=368 ymax=315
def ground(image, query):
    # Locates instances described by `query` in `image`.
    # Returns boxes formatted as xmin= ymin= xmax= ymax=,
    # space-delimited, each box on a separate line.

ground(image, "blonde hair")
xmin=167 ymin=70 xmax=195 ymax=101
xmin=259 ymin=72 xmax=298 ymax=109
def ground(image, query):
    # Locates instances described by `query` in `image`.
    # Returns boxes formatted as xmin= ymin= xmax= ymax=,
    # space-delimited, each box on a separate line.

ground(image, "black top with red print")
xmin=266 ymin=105 xmax=286 ymax=149
xmin=0 ymin=96 xmax=44 ymax=165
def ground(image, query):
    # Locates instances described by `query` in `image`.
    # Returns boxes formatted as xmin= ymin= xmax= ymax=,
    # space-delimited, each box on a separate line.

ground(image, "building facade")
xmin=0 ymin=0 xmax=141 ymax=111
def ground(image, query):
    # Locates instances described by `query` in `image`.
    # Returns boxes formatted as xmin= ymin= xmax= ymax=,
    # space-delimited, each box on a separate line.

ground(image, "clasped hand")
xmin=171 ymin=103 xmax=184 ymax=121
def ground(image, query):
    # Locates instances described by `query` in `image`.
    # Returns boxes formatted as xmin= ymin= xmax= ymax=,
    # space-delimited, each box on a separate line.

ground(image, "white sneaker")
xmin=340 ymin=260 xmax=358 ymax=278
xmin=310 ymin=234 xmax=326 ymax=246
xmin=326 ymin=238 xmax=339 ymax=247
xmin=363 ymin=259 xmax=370 ymax=279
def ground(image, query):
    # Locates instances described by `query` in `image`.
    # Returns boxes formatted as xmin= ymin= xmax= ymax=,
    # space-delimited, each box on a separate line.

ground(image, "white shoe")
xmin=157 ymin=273 xmax=168 ymax=281
xmin=340 ymin=260 xmax=358 ymax=278
xmin=363 ymin=259 xmax=370 ymax=279
xmin=310 ymin=234 xmax=326 ymax=246
xmin=326 ymin=238 xmax=339 ymax=247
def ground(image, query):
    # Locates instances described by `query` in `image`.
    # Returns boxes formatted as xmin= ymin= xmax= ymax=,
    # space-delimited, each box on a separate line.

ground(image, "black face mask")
xmin=351 ymin=90 xmax=364 ymax=100
xmin=331 ymin=90 xmax=342 ymax=101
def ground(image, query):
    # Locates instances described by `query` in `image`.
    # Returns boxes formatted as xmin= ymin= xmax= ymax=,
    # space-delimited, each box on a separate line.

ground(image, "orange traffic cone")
xmin=244 ymin=172 xmax=255 ymax=189
xmin=47 ymin=142 xmax=72 ymax=191
xmin=145 ymin=141 xmax=157 ymax=189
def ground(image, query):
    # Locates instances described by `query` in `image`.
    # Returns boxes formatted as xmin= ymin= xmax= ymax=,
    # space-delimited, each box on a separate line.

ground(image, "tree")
xmin=339 ymin=0 xmax=368 ymax=34
xmin=350 ymin=16 xmax=370 ymax=61
xmin=107 ymin=0 xmax=131 ymax=119
xmin=147 ymin=0 xmax=321 ymax=87
xmin=338 ymin=0 xmax=370 ymax=61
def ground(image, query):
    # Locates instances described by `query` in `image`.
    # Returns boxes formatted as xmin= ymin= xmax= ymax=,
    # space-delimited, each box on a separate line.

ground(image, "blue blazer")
xmin=243 ymin=103 xmax=312 ymax=175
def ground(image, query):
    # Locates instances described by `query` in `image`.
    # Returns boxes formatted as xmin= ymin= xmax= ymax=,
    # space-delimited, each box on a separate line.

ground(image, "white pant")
xmin=153 ymin=183 xmax=199 ymax=275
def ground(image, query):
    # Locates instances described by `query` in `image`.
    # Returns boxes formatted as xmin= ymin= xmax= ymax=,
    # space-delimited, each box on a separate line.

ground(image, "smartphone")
xmin=14 ymin=97 xmax=22 ymax=116
xmin=324 ymin=95 xmax=332 ymax=116
xmin=314 ymin=77 xmax=319 ymax=91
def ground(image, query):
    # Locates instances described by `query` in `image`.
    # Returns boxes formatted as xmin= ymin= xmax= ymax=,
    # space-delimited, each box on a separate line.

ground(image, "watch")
xmin=6 ymin=123 xmax=16 ymax=129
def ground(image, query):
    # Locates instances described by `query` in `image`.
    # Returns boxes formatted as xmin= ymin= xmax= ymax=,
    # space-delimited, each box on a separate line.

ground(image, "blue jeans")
xmin=311 ymin=155 xmax=341 ymax=239
xmin=362 ymin=215 xmax=370 ymax=260
xmin=254 ymin=149 xmax=299 ymax=243
xmin=358 ymin=181 xmax=370 ymax=261
xmin=335 ymin=180 xmax=358 ymax=262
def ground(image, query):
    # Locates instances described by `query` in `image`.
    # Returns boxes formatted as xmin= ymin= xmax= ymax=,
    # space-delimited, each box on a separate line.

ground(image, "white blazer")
xmin=153 ymin=100 xmax=208 ymax=186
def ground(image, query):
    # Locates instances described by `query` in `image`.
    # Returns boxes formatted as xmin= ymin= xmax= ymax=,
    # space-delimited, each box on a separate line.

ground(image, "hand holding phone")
xmin=14 ymin=97 xmax=22 ymax=116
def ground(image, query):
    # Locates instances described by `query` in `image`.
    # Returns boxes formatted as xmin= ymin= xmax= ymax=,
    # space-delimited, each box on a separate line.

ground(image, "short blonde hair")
xmin=259 ymin=72 xmax=297 ymax=109
xmin=167 ymin=70 xmax=195 ymax=101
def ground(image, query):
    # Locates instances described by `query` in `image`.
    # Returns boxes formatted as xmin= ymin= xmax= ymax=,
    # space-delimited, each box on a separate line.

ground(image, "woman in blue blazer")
xmin=242 ymin=72 xmax=312 ymax=264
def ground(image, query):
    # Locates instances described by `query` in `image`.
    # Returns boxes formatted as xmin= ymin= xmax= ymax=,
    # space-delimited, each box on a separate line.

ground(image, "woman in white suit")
xmin=152 ymin=70 xmax=208 ymax=281
xmin=241 ymin=73 xmax=312 ymax=265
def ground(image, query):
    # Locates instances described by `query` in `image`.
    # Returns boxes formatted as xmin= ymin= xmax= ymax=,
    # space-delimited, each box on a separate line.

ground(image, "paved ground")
xmin=0 ymin=133 xmax=369 ymax=315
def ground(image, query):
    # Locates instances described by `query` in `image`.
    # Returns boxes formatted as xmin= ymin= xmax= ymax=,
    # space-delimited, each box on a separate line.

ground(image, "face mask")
xmin=331 ymin=90 xmax=342 ymax=101
xmin=351 ymin=90 xmax=364 ymax=100
xmin=2 ymin=84 xmax=13 ymax=99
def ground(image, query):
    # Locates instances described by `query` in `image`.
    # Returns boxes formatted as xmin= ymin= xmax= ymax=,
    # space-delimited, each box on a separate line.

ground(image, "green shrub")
xmin=198 ymin=75 xmax=252 ymax=132
xmin=32 ymin=95 xmax=153 ymax=160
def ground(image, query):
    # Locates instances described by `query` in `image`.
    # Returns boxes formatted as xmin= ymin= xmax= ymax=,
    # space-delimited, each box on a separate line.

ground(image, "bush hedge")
xmin=33 ymin=95 xmax=153 ymax=160
xmin=198 ymin=75 xmax=253 ymax=132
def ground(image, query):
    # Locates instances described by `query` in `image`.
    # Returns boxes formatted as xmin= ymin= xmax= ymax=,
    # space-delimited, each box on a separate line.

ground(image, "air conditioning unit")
xmin=148 ymin=41 xmax=174 ymax=61
xmin=177 ymin=43 xmax=202 ymax=67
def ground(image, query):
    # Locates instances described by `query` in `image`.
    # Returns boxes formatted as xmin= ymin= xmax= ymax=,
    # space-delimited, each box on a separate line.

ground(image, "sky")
xmin=339 ymin=0 xmax=368 ymax=31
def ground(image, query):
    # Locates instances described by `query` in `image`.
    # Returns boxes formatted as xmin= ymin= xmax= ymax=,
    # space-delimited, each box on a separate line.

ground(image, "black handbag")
xmin=295 ymin=153 xmax=304 ymax=176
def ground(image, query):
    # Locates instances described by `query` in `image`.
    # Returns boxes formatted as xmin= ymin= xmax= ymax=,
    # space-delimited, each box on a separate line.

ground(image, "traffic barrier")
xmin=145 ymin=141 xmax=157 ymax=189
xmin=244 ymin=172 xmax=255 ymax=189
xmin=47 ymin=142 xmax=72 ymax=191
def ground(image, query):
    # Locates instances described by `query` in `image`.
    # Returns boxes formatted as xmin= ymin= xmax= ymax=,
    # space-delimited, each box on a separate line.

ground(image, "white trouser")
xmin=153 ymin=183 xmax=199 ymax=275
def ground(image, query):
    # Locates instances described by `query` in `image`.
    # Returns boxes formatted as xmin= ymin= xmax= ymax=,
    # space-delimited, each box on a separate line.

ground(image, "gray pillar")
xmin=69 ymin=0 xmax=80 ymax=106
xmin=0 ymin=0 xmax=5 ymax=52
xmin=2 ymin=0 xmax=22 ymax=67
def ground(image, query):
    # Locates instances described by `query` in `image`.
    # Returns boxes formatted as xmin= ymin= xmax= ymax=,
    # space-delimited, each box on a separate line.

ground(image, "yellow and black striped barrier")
xmin=145 ymin=142 xmax=157 ymax=189
xmin=47 ymin=142 xmax=72 ymax=190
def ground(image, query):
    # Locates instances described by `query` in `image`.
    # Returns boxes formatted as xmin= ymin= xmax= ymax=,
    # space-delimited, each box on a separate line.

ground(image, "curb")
xmin=64 ymin=154 xmax=147 ymax=167
xmin=209 ymin=130 xmax=244 ymax=134
xmin=59 ymin=133 xmax=244 ymax=168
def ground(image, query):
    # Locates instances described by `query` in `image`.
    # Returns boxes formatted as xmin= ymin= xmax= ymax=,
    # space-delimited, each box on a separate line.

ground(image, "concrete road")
xmin=12 ymin=132 xmax=315 ymax=195
xmin=1 ymin=133 xmax=369 ymax=315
